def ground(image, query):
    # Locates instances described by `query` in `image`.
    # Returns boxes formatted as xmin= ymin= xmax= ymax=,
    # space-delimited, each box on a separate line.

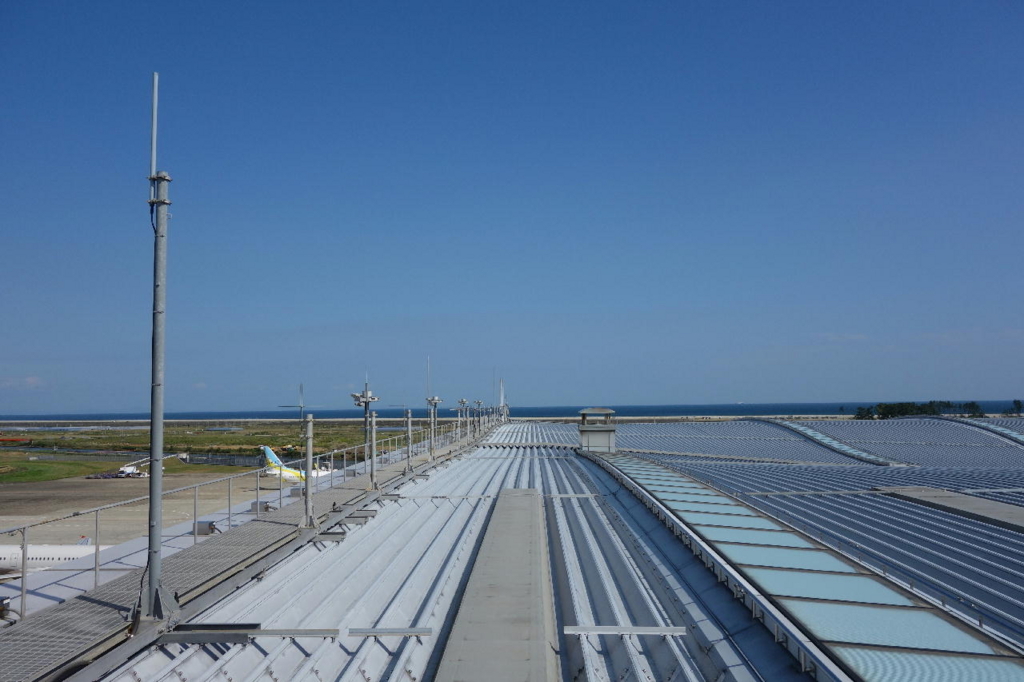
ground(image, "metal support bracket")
xmin=563 ymin=626 xmax=687 ymax=636
xmin=348 ymin=628 xmax=432 ymax=637
xmin=160 ymin=624 xmax=340 ymax=644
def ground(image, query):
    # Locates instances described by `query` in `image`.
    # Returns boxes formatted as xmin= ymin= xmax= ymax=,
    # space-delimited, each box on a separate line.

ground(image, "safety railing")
xmin=0 ymin=413 xmax=507 ymax=623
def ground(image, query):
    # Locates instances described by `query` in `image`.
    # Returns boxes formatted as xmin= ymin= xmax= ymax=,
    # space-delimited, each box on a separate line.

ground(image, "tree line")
xmin=853 ymin=400 xmax=1023 ymax=420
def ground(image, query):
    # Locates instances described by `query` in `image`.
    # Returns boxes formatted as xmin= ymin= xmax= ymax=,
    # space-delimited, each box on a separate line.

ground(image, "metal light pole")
xmin=457 ymin=399 xmax=468 ymax=440
xmin=405 ymin=409 xmax=414 ymax=473
xmin=351 ymin=381 xmax=379 ymax=476
xmin=144 ymin=72 xmax=171 ymax=620
xmin=475 ymin=400 xmax=483 ymax=436
xmin=302 ymin=414 xmax=315 ymax=528
xmin=426 ymin=396 xmax=442 ymax=460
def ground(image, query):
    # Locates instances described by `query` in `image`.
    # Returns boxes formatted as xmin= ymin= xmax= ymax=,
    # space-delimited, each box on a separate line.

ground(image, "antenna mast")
xmin=144 ymin=72 xmax=172 ymax=620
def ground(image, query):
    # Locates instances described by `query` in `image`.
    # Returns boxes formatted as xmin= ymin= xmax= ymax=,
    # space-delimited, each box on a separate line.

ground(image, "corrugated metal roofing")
xmin=635 ymin=454 xmax=1024 ymax=649
xmin=592 ymin=451 xmax=1024 ymax=681
xmin=19 ymin=419 xmax=1024 ymax=681
xmin=97 ymin=444 xmax=806 ymax=682
xmin=793 ymin=418 xmax=1024 ymax=467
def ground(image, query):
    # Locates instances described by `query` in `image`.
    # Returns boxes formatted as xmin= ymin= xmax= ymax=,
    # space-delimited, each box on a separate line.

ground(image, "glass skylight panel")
xmin=626 ymin=466 xmax=684 ymax=477
xmin=778 ymin=600 xmax=999 ymax=654
xmin=672 ymin=511 xmax=786 ymax=530
xmin=664 ymin=500 xmax=759 ymax=515
xmin=693 ymin=526 xmax=816 ymax=549
xmin=830 ymin=646 xmax=1024 ymax=681
xmin=742 ymin=567 xmax=915 ymax=605
xmin=715 ymin=544 xmax=858 ymax=572
xmin=642 ymin=483 xmax=714 ymax=493
xmin=655 ymin=491 xmax=740 ymax=505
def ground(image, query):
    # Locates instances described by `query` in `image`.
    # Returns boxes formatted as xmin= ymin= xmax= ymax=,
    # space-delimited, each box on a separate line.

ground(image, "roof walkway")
xmin=435 ymin=488 xmax=559 ymax=681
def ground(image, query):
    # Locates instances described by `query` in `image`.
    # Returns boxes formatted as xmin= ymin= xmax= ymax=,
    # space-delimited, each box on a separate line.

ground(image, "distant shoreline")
xmin=2 ymin=400 xmax=1018 ymax=424
xmin=2 ymin=413 xmax=1015 ymax=427
xmin=0 ymin=413 xmax=855 ymax=426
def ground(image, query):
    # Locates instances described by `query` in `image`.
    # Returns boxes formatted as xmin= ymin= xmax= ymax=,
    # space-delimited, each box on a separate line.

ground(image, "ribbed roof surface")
xmin=101 ymin=443 xmax=805 ymax=682
xmin=33 ymin=417 xmax=1024 ymax=681
xmin=593 ymin=451 xmax=1024 ymax=681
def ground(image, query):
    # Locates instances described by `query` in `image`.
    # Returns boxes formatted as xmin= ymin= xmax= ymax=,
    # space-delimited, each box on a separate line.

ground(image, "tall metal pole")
xmin=426 ymin=396 xmax=441 ymax=461
xmin=369 ymin=411 xmax=378 ymax=489
xmin=352 ymin=381 xmax=379 ymax=473
xmin=145 ymin=72 xmax=171 ymax=620
xmin=363 ymin=396 xmax=370 ymax=446
xmin=457 ymin=399 xmax=468 ymax=441
xmin=405 ymin=409 xmax=413 ymax=473
xmin=94 ymin=510 xmax=101 ymax=588
xmin=20 ymin=528 xmax=27 ymax=617
xmin=430 ymin=405 xmax=436 ymax=460
xmin=302 ymin=414 xmax=315 ymax=527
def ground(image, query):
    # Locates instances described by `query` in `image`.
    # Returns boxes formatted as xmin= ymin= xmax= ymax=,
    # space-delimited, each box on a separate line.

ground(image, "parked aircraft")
xmin=260 ymin=446 xmax=329 ymax=483
xmin=0 ymin=538 xmax=112 ymax=576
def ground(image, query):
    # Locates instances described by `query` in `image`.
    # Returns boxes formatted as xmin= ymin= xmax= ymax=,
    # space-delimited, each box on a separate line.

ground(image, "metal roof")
xmin=10 ymin=418 xmax=1024 ymax=681
xmin=96 ymin=443 xmax=807 ymax=682
xmin=590 ymin=451 xmax=1024 ymax=680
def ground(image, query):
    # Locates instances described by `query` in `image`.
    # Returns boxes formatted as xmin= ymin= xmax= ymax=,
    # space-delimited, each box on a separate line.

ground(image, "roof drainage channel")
xmin=582 ymin=451 xmax=1024 ymax=681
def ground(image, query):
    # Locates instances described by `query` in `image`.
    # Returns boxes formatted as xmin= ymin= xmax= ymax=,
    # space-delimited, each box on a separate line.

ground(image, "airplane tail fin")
xmin=76 ymin=536 xmax=92 ymax=546
xmin=261 ymin=445 xmax=284 ymax=467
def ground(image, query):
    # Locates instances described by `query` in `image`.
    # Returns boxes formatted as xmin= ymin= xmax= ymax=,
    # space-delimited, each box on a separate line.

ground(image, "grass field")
xmin=0 ymin=450 xmax=259 ymax=484
xmin=0 ymin=452 xmax=119 ymax=483
xmin=0 ymin=421 xmax=388 ymax=455
xmin=0 ymin=419 xmax=430 ymax=484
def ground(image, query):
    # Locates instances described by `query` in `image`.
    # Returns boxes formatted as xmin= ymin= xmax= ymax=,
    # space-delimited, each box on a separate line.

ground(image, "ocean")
xmin=0 ymin=401 xmax=1016 ymax=421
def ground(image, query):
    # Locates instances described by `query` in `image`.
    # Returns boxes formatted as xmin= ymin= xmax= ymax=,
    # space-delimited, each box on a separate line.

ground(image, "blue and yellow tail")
xmin=261 ymin=445 xmax=303 ymax=481
xmin=261 ymin=445 xmax=284 ymax=467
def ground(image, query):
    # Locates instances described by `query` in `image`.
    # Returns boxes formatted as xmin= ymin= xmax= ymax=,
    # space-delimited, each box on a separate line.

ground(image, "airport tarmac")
xmin=0 ymin=471 xmax=278 ymax=545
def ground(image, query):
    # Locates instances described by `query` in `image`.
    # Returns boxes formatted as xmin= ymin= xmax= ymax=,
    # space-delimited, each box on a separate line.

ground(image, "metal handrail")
xmin=1 ymin=416 xmax=481 ymax=621
xmin=1 ymin=412 xmax=504 ymax=629
xmin=0 ymin=420 xmax=460 ymax=537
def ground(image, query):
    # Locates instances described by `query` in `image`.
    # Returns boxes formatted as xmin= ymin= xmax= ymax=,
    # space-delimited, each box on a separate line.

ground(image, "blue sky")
xmin=2 ymin=2 xmax=1023 ymax=414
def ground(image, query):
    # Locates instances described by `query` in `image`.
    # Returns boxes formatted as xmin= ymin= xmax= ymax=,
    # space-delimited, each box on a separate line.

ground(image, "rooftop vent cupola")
xmin=579 ymin=408 xmax=616 ymax=453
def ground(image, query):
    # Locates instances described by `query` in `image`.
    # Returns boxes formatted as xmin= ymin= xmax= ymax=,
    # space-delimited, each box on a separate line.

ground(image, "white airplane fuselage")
xmin=0 ymin=545 xmax=113 ymax=573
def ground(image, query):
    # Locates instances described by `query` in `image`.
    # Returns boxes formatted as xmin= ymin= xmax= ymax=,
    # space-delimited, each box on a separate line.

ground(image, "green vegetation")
xmin=852 ymin=400 xmax=1019 ymax=420
xmin=1 ymin=421 xmax=374 ymax=456
xmin=0 ymin=419 xmax=425 ymax=483
xmin=0 ymin=450 xmax=258 ymax=484
xmin=0 ymin=452 xmax=119 ymax=483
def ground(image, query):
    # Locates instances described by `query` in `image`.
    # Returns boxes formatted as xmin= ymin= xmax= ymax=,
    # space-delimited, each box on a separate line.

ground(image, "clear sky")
xmin=2 ymin=2 xmax=1023 ymax=414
